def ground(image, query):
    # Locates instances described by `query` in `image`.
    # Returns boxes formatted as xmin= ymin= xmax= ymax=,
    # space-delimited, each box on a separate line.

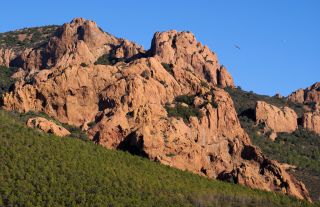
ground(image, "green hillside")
xmin=0 ymin=110 xmax=317 ymax=207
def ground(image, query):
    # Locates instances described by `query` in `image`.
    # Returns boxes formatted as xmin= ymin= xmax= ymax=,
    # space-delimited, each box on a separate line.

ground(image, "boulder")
xmin=27 ymin=117 xmax=70 ymax=137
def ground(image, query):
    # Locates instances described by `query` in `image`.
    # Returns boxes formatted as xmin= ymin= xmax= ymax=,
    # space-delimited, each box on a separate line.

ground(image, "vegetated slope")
xmin=0 ymin=110 xmax=316 ymax=207
xmin=226 ymin=87 xmax=320 ymax=202
xmin=0 ymin=25 xmax=59 ymax=51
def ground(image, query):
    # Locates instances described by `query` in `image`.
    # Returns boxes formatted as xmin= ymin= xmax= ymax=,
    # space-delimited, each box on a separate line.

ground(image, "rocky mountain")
xmin=0 ymin=18 xmax=311 ymax=201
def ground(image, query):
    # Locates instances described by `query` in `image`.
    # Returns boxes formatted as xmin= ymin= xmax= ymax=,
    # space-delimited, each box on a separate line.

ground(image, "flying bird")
xmin=234 ymin=44 xmax=241 ymax=50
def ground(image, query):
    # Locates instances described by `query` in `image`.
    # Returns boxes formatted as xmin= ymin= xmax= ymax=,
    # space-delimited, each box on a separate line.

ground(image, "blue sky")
xmin=1 ymin=0 xmax=319 ymax=96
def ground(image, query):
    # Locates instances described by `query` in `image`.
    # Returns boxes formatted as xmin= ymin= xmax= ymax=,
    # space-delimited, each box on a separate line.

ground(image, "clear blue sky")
xmin=1 ymin=0 xmax=319 ymax=96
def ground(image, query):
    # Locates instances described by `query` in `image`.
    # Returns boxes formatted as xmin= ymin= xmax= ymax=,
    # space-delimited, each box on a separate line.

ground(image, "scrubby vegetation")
xmin=0 ymin=109 xmax=317 ymax=207
xmin=94 ymin=50 xmax=125 ymax=66
xmin=0 ymin=66 xmax=18 ymax=97
xmin=161 ymin=62 xmax=174 ymax=76
xmin=227 ymin=87 xmax=320 ymax=201
xmin=8 ymin=110 xmax=89 ymax=142
xmin=166 ymin=95 xmax=202 ymax=123
xmin=225 ymin=87 xmax=306 ymax=116
xmin=0 ymin=25 xmax=59 ymax=51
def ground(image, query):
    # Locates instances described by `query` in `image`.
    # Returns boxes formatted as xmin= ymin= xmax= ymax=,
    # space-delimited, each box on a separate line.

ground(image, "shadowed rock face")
xmin=0 ymin=18 xmax=310 ymax=201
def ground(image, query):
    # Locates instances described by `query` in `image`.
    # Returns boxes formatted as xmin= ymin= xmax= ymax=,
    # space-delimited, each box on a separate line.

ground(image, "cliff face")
xmin=0 ymin=18 xmax=310 ymax=200
xmin=255 ymin=101 xmax=298 ymax=139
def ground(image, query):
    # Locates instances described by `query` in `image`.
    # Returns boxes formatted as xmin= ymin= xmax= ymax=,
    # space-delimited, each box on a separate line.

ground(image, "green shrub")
xmin=0 ymin=66 xmax=18 ymax=96
xmin=166 ymin=103 xmax=202 ymax=123
xmin=94 ymin=51 xmax=125 ymax=66
xmin=175 ymin=94 xmax=195 ymax=106
xmin=161 ymin=62 xmax=174 ymax=76
xmin=94 ymin=53 xmax=111 ymax=65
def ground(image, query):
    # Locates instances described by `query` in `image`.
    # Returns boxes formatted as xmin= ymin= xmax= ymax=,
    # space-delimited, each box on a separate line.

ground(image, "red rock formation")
xmin=0 ymin=48 xmax=17 ymax=67
xmin=1 ymin=18 xmax=310 ymax=201
xmin=151 ymin=30 xmax=234 ymax=88
xmin=302 ymin=112 xmax=320 ymax=135
xmin=255 ymin=101 xmax=298 ymax=139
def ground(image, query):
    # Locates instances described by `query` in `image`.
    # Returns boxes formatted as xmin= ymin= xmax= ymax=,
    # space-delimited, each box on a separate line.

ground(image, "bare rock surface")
xmin=255 ymin=101 xmax=298 ymax=136
xmin=302 ymin=112 xmax=320 ymax=135
xmin=1 ymin=18 xmax=310 ymax=200
xmin=27 ymin=117 xmax=70 ymax=137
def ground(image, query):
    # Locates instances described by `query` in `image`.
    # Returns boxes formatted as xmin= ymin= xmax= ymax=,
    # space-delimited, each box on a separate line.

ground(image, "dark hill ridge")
xmin=0 ymin=18 xmax=314 ymax=201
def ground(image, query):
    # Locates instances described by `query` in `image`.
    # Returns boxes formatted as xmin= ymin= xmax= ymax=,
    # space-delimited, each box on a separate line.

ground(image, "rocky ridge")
xmin=0 ymin=18 xmax=310 ymax=200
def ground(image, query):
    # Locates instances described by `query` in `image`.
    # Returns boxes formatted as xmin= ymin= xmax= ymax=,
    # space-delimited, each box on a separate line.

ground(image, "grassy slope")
xmin=0 ymin=110 xmax=316 ymax=207
xmin=226 ymin=87 xmax=320 ymax=202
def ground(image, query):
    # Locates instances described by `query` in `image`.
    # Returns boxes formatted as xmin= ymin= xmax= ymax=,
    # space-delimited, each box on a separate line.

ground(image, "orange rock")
xmin=27 ymin=117 xmax=70 ymax=137
xmin=302 ymin=112 xmax=320 ymax=135
xmin=0 ymin=48 xmax=16 ymax=67
xmin=150 ymin=30 xmax=234 ymax=88
xmin=255 ymin=101 xmax=298 ymax=136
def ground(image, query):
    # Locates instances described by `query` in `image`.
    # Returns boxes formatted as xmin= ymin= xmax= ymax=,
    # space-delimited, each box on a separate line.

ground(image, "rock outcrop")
xmin=151 ymin=30 xmax=234 ymax=88
xmin=255 ymin=101 xmax=298 ymax=139
xmin=0 ymin=18 xmax=310 ymax=201
xmin=288 ymin=82 xmax=320 ymax=107
xmin=302 ymin=112 xmax=320 ymax=135
xmin=27 ymin=117 xmax=70 ymax=137
xmin=0 ymin=48 xmax=16 ymax=67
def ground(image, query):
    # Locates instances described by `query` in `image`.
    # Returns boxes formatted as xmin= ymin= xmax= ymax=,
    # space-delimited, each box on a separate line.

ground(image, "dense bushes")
xmin=161 ymin=62 xmax=174 ymax=76
xmin=94 ymin=50 xmax=125 ymax=66
xmin=0 ymin=66 xmax=18 ymax=96
xmin=0 ymin=109 xmax=317 ymax=207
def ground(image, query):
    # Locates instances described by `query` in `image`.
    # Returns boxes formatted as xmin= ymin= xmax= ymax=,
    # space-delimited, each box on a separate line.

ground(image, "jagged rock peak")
xmin=150 ymin=30 xmax=234 ymax=88
xmin=10 ymin=17 xmax=144 ymax=71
